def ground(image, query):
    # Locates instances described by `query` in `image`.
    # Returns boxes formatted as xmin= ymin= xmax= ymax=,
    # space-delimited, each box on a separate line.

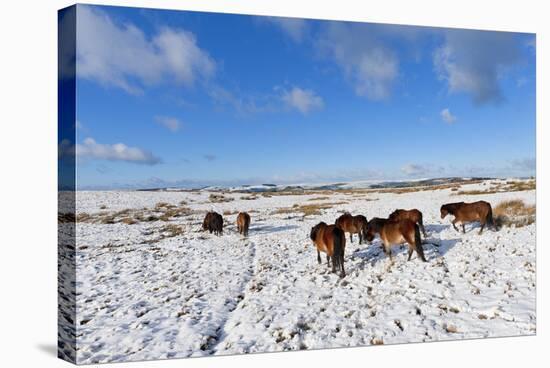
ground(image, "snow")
xmin=60 ymin=179 xmax=536 ymax=364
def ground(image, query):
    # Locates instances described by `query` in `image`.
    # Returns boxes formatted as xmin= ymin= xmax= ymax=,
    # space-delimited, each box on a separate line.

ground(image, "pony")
xmin=335 ymin=212 xmax=369 ymax=244
xmin=440 ymin=201 xmax=495 ymax=234
xmin=202 ymin=211 xmax=223 ymax=235
xmin=310 ymin=222 xmax=346 ymax=278
xmin=389 ymin=209 xmax=427 ymax=237
xmin=365 ymin=218 xmax=427 ymax=263
xmin=236 ymin=212 xmax=251 ymax=237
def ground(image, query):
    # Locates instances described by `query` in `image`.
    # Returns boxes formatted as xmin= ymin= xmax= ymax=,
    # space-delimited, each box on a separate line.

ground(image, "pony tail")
xmin=332 ymin=227 xmax=346 ymax=277
xmin=414 ymin=224 xmax=427 ymax=262
xmin=487 ymin=205 xmax=496 ymax=231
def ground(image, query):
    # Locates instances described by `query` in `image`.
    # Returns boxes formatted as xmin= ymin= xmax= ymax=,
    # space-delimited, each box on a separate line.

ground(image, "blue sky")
xmin=62 ymin=4 xmax=536 ymax=189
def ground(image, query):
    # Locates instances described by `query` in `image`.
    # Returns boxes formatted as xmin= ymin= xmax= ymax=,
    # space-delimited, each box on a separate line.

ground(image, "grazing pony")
xmin=440 ymin=201 xmax=495 ymax=234
xmin=335 ymin=213 xmax=369 ymax=244
xmin=310 ymin=222 xmax=346 ymax=278
xmin=202 ymin=211 xmax=223 ymax=235
xmin=389 ymin=209 xmax=427 ymax=237
xmin=236 ymin=212 xmax=251 ymax=237
xmin=365 ymin=218 xmax=427 ymax=263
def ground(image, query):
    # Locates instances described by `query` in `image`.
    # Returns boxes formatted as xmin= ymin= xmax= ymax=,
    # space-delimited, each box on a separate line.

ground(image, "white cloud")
xmin=72 ymin=138 xmax=161 ymax=165
xmin=76 ymin=5 xmax=215 ymax=94
xmin=154 ymin=116 xmax=181 ymax=132
xmin=434 ymin=30 xmax=522 ymax=104
xmin=318 ymin=23 xmax=399 ymax=100
xmin=440 ymin=108 xmax=457 ymax=124
xmin=281 ymin=87 xmax=324 ymax=114
xmin=263 ymin=16 xmax=308 ymax=42
xmin=401 ymin=163 xmax=444 ymax=177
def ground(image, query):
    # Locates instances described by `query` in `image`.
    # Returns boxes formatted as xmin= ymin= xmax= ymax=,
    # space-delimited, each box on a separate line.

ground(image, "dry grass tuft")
xmin=240 ymin=195 xmax=258 ymax=200
xmin=155 ymin=202 xmax=175 ymax=210
xmin=494 ymin=199 xmax=535 ymax=228
xmin=159 ymin=206 xmax=193 ymax=221
xmin=58 ymin=212 xmax=76 ymax=223
xmin=209 ymin=193 xmax=234 ymax=203
xmin=272 ymin=202 xmax=348 ymax=217
xmin=120 ymin=217 xmax=138 ymax=225
xmin=307 ymin=196 xmax=330 ymax=201
xmin=161 ymin=224 xmax=185 ymax=237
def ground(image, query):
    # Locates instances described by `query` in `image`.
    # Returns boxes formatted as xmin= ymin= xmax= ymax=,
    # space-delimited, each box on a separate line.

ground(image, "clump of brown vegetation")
xmin=240 ymin=195 xmax=258 ymax=200
xmin=159 ymin=206 xmax=193 ymax=221
xmin=272 ymin=202 xmax=348 ymax=217
xmin=307 ymin=196 xmax=330 ymax=201
xmin=209 ymin=193 xmax=234 ymax=203
xmin=494 ymin=199 xmax=536 ymax=228
xmin=58 ymin=212 xmax=76 ymax=223
xmin=120 ymin=217 xmax=138 ymax=225
xmin=155 ymin=202 xmax=175 ymax=210
xmin=70 ymin=201 xmax=196 ymax=225
xmin=161 ymin=224 xmax=185 ymax=237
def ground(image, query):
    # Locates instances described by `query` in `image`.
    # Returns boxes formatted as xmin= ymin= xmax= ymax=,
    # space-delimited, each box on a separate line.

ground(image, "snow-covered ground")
xmin=61 ymin=179 xmax=536 ymax=364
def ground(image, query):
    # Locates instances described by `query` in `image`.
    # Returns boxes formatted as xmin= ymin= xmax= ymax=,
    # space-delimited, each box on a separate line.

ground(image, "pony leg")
xmin=479 ymin=222 xmax=485 ymax=235
xmin=384 ymin=244 xmax=392 ymax=261
xmin=332 ymin=257 xmax=337 ymax=273
xmin=462 ymin=224 xmax=466 ymax=234
xmin=407 ymin=247 xmax=413 ymax=261
xmin=326 ymin=254 xmax=330 ymax=267
xmin=349 ymin=233 xmax=353 ymax=243
xmin=451 ymin=219 xmax=459 ymax=232
xmin=317 ymin=250 xmax=321 ymax=264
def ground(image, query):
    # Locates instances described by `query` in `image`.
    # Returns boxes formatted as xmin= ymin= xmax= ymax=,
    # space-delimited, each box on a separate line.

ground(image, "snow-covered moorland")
xmin=60 ymin=178 xmax=536 ymax=364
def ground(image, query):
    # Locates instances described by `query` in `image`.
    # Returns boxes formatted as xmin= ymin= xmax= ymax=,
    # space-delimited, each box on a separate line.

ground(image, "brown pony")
xmin=389 ymin=209 xmax=427 ymax=237
xmin=335 ymin=213 xmax=369 ymax=244
xmin=202 ymin=211 xmax=223 ymax=235
xmin=236 ymin=212 xmax=251 ymax=237
xmin=310 ymin=222 xmax=346 ymax=278
xmin=365 ymin=218 xmax=427 ymax=262
xmin=440 ymin=201 xmax=495 ymax=234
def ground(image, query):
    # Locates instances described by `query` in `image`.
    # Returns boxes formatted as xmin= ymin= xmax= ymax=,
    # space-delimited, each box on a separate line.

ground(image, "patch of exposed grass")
xmin=272 ymin=202 xmax=348 ymax=217
xmin=155 ymin=202 xmax=175 ymax=210
xmin=307 ymin=196 xmax=330 ymax=201
xmin=455 ymin=179 xmax=535 ymax=196
xmin=455 ymin=189 xmax=497 ymax=195
xmin=159 ymin=206 xmax=192 ymax=221
xmin=209 ymin=193 xmax=234 ymax=203
xmin=58 ymin=212 xmax=76 ymax=223
xmin=161 ymin=224 xmax=185 ymax=237
xmin=120 ymin=217 xmax=138 ymax=225
xmin=144 ymin=215 xmax=160 ymax=222
xmin=494 ymin=199 xmax=536 ymax=228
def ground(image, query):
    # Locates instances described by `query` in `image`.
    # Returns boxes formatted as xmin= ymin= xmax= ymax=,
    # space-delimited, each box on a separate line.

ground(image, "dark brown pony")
xmin=365 ymin=218 xmax=426 ymax=262
xmin=440 ymin=201 xmax=495 ymax=234
xmin=202 ymin=211 xmax=223 ymax=235
xmin=389 ymin=209 xmax=427 ymax=237
xmin=236 ymin=212 xmax=251 ymax=237
xmin=310 ymin=222 xmax=346 ymax=278
xmin=335 ymin=213 xmax=369 ymax=244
